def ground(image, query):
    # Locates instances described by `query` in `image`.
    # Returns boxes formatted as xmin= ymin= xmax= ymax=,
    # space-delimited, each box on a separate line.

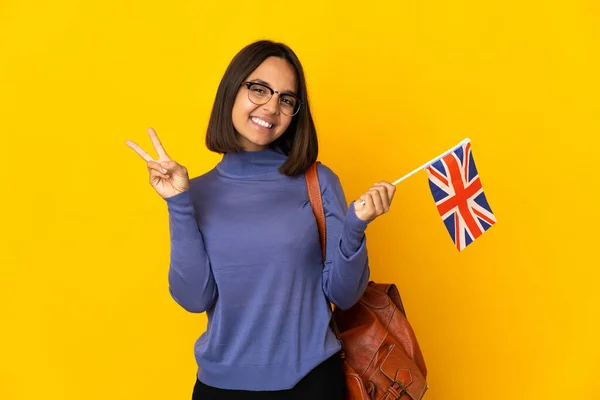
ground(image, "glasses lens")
xmin=247 ymin=83 xmax=271 ymax=105
xmin=279 ymin=95 xmax=300 ymax=116
xmin=245 ymin=82 xmax=301 ymax=116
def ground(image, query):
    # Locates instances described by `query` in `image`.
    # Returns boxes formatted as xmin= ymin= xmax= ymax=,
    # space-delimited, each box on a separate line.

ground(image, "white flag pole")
xmin=392 ymin=138 xmax=471 ymax=186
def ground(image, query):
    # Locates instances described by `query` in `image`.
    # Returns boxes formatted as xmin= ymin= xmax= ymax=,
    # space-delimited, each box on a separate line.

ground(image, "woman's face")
xmin=231 ymin=56 xmax=298 ymax=151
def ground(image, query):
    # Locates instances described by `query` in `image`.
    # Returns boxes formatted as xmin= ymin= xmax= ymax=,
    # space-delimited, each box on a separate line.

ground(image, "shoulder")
xmin=187 ymin=168 xmax=219 ymax=200
xmin=316 ymin=162 xmax=342 ymax=189
xmin=316 ymin=162 xmax=348 ymax=205
xmin=190 ymin=167 xmax=218 ymax=186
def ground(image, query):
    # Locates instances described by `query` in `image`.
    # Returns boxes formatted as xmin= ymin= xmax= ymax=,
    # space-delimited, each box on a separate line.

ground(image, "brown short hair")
xmin=205 ymin=40 xmax=318 ymax=177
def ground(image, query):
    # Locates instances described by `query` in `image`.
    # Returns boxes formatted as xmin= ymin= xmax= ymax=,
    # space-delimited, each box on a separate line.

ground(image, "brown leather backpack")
xmin=306 ymin=162 xmax=429 ymax=400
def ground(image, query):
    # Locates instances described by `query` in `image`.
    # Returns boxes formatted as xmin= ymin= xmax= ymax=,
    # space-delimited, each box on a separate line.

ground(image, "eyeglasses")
xmin=241 ymin=81 xmax=302 ymax=117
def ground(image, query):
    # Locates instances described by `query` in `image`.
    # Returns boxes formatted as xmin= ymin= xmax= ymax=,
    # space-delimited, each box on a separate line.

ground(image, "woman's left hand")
xmin=354 ymin=181 xmax=397 ymax=222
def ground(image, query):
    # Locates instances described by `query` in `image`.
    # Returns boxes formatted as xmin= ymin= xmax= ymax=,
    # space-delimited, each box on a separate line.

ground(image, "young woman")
xmin=126 ymin=40 xmax=396 ymax=399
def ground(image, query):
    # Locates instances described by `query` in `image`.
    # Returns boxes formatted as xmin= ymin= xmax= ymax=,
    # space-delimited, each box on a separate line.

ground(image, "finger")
xmin=368 ymin=188 xmax=384 ymax=215
xmin=376 ymin=181 xmax=396 ymax=202
xmin=149 ymin=168 xmax=169 ymax=181
xmin=159 ymin=159 xmax=180 ymax=172
xmin=148 ymin=127 xmax=169 ymax=159
xmin=147 ymin=160 xmax=169 ymax=174
xmin=371 ymin=184 xmax=390 ymax=211
xmin=361 ymin=193 xmax=376 ymax=216
xmin=126 ymin=140 xmax=153 ymax=162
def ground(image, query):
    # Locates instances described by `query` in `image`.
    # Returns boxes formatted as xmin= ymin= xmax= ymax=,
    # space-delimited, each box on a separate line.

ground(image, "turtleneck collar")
xmin=216 ymin=146 xmax=288 ymax=179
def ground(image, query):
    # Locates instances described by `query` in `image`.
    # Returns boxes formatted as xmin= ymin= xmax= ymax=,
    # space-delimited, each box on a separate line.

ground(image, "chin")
xmin=254 ymin=141 xmax=274 ymax=150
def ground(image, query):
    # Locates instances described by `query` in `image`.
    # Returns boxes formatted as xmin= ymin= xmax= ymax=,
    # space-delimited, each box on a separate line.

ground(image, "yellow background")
xmin=1 ymin=0 xmax=599 ymax=399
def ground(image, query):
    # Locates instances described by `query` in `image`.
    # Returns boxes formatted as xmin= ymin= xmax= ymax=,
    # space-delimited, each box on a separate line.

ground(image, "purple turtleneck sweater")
xmin=164 ymin=146 xmax=370 ymax=391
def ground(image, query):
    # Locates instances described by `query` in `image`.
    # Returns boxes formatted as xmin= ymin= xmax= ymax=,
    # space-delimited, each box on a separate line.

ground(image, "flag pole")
xmin=392 ymin=138 xmax=471 ymax=186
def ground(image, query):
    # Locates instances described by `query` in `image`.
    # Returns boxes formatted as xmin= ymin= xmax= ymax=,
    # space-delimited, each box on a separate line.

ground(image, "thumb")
xmin=353 ymin=197 xmax=367 ymax=212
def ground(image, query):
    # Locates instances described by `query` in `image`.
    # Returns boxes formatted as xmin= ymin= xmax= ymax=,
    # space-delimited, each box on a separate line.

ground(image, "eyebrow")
xmin=250 ymin=79 xmax=297 ymax=96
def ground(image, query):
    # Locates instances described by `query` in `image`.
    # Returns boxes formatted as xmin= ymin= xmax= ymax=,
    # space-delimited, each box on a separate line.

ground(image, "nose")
xmin=261 ymin=95 xmax=280 ymax=115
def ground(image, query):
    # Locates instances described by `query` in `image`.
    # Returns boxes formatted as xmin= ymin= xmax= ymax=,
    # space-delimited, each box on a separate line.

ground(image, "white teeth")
xmin=251 ymin=117 xmax=273 ymax=128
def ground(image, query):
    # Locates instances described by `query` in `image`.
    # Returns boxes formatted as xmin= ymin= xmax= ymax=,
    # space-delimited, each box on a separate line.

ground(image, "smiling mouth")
xmin=250 ymin=116 xmax=274 ymax=129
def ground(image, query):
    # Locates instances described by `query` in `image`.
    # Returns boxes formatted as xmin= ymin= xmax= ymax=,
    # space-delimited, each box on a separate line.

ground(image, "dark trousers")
xmin=192 ymin=352 xmax=345 ymax=400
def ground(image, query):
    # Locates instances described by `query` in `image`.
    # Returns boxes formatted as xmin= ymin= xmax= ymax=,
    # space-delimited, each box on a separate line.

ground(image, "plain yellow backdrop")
xmin=1 ymin=0 xmax=599 ymax=399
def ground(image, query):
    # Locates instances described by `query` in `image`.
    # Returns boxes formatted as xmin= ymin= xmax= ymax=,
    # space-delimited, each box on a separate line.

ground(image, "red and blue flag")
xmin=425 ymin=141 xmax=496 ymax=251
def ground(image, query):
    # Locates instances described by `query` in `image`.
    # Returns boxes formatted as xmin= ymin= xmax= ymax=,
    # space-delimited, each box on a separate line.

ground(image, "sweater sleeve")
xmin=165 ymin=189 xmax=217 ymax=313
xmin=319 ymin=166 xmax=370 ymax=310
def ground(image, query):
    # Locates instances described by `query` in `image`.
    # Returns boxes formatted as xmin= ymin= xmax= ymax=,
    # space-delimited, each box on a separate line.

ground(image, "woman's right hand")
xmin=126 ymin=127 xmax=190 ymax=199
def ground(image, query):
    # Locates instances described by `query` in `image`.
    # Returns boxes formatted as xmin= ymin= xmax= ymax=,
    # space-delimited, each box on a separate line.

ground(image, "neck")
xmin=216 ymin=146 xmax=287 ymax=179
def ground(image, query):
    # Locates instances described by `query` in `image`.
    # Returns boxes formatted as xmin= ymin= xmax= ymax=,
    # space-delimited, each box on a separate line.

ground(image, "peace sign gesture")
xmin=126 ymin=128 xmax=190 ymax=199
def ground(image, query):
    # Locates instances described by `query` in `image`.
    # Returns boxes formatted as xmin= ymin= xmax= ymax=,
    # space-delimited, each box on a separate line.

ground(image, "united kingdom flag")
xmin=426 ymin=140 xmax=496 ymax=251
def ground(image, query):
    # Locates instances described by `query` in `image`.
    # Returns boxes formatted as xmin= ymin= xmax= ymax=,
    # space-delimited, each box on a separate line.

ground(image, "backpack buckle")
xmin=383 ymin=380 xmax=408 ymax=399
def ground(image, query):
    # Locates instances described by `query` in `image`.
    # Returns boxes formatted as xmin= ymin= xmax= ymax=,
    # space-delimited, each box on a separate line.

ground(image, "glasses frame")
xmin=241 ymin=81 xmax=302 ymax=117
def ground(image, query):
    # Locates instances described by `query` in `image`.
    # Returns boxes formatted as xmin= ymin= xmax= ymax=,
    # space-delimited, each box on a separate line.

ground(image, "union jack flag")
xmin=426 ymin=141 xmax=496 ymax=251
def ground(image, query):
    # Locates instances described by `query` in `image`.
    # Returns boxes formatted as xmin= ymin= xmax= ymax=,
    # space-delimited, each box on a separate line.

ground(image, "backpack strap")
xmin=305 ymin=162 xmax=345 ymax=357
xmin=305 ymin=161 xmax=326 ymax=261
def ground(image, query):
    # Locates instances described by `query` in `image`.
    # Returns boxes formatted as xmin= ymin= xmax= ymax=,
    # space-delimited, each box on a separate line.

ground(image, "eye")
xmin=249 ymin=83 xmax=270 ymax=96
xmin=280 ymin=95 xmax=297 ymax=107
